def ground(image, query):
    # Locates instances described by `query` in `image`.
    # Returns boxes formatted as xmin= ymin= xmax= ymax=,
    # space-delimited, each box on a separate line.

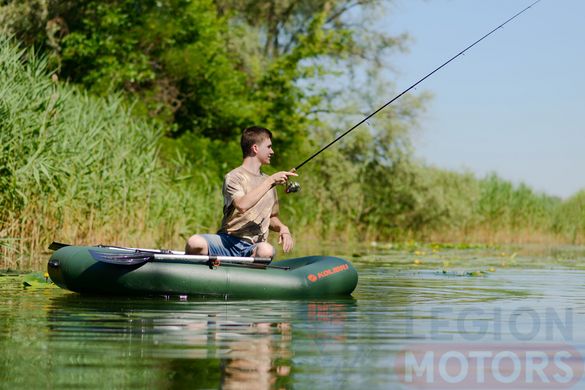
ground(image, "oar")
xmin=48 ymin=241 xmax=183 ymax=254
xmin=50 ymin=242 xmax=286 ymax=268
xmin=88 ymin=249 xmax=272 ymax=266
xmin=48 ymin=241 xmax=70 ymax=251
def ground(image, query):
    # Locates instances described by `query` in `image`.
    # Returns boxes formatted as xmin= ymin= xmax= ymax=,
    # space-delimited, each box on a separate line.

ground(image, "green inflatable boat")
xmin=47 ymin=244 xmax=358 ymax=298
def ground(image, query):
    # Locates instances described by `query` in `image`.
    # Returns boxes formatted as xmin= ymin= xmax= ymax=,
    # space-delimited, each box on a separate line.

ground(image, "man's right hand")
xmin=270 ymin=171 xmax=298 ymax=186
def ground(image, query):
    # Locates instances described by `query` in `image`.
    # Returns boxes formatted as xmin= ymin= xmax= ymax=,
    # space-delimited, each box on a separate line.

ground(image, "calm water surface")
xmin=2 ymin=246 xmax=585 ymax=389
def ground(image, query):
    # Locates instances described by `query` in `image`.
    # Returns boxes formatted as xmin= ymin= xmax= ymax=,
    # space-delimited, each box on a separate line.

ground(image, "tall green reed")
xmin=0 ymin=36 xmax=217 ymax=269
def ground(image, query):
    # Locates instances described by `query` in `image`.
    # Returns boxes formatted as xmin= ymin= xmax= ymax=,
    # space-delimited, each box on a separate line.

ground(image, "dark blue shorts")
xmin=200 ymin=233 xmax=256 ymax=257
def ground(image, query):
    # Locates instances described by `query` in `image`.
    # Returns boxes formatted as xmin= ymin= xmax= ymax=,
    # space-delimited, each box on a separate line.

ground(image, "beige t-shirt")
xmin=218 ymin=166 xmax=279 ymax=243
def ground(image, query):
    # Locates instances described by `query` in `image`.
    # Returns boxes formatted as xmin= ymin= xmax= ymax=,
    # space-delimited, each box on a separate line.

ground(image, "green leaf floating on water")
xmin=22 ymin=272 xmax=55 ymax=288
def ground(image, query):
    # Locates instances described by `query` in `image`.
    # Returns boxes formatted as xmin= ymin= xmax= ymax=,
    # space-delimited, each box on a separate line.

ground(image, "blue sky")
xmin=382 ymin=0 xmax=584 ymax=198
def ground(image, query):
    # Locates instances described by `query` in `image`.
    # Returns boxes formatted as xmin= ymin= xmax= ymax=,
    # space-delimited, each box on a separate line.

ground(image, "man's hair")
xmin=241 ymin=126 xmax=272 ymax=158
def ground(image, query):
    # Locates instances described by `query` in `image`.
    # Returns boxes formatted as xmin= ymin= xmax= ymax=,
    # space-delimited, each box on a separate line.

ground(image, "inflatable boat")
xmin=47 ymin=244 xmax=358 ymax=298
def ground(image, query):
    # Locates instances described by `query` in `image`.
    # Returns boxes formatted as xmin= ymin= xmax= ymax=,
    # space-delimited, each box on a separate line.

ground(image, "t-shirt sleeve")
xmin=223 ymin=171 xmax=246 ymax=207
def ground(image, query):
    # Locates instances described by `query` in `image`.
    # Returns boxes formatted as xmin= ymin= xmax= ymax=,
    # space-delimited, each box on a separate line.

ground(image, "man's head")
xmin=241 ymin=126 xmax=273 ymax=161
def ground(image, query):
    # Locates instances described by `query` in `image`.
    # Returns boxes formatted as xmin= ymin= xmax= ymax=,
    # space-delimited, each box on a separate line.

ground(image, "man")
xmin=185 ymin=126 xmax=297 ymax=258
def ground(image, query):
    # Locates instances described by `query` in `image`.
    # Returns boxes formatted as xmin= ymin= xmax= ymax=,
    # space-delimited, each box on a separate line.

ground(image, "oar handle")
xmin=106 ymin=245 xmax=185 ymax=255
xmin=153 ymin=253 xmax=272 ymax=265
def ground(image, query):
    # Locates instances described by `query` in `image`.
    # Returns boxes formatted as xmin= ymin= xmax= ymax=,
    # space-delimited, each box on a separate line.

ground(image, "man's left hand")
xmin=278 ymin=230 xmax=294 ymax=253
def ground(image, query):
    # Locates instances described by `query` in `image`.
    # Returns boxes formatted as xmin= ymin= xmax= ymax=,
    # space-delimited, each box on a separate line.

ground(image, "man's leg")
xmin=185 ymin=234 xmax=209 ymax=255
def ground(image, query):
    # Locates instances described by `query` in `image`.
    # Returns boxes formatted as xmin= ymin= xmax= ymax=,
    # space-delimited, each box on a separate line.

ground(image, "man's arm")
xmin=270 ymin=215 xmax=294 ymax=253
xmin=232 ymin=171 xmax=297 ymax=213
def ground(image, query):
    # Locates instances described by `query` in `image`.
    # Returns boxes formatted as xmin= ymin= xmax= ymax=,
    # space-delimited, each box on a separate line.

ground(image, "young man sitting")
xmin=185 ymin=126 xmax=297 ymax=258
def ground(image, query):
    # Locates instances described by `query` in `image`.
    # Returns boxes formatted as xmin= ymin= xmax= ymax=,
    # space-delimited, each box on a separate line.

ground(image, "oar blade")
xmin=89 ymin=249 xmax=153 ymax=266
xmin=48 ymin=242 xmax=70 ymax=251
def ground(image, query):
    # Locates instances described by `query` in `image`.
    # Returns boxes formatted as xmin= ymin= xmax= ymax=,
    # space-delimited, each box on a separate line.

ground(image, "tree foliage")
xmin=1 ymin=1 xmax=406 ymax=149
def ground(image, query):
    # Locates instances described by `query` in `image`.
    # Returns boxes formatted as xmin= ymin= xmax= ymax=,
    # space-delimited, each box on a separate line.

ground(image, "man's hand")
xmin=278 ymin=229 xmax=294 ymax=253
xmin=270 ymin=170 xmax=298 ymax=186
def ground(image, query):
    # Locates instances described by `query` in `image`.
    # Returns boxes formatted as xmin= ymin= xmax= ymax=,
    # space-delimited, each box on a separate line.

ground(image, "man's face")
xmin=255 ymin=137 xmax=274 ymax=165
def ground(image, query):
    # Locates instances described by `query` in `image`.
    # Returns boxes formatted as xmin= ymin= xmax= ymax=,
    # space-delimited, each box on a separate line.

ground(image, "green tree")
xmin=1 ymin=1 xmax=409 ymax=161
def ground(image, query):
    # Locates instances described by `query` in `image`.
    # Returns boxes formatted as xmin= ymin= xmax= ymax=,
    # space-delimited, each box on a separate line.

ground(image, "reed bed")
xmin=1 ymin=37 xmax=583 ymax=270
xmin=0 ymin=37 xmax=218 ymax=269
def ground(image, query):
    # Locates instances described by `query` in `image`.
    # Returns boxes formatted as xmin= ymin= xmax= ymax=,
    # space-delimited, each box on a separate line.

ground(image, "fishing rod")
xmin=285 ymin=0 xmax=542 ymax=194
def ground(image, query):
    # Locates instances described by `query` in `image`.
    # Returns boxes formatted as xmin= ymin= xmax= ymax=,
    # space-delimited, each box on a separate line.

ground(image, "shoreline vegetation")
xmin=1 ymin=1 xmax=583 ymax=270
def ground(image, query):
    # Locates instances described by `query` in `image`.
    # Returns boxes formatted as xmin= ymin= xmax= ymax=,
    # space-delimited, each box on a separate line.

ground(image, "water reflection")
xmin=219 ymin=322 xmax=291 ymax=389
xmin=45 ymin=295 xmax=356 ymax=389
xmin=3 ymin=251 xmax=585 ymax=389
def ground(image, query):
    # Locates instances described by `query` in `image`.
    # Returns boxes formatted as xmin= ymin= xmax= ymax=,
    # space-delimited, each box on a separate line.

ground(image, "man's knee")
xmin=254 ymin=242 xmax=275 ymax=258
xmin=185 ymin=235 xmax=208 ymax=255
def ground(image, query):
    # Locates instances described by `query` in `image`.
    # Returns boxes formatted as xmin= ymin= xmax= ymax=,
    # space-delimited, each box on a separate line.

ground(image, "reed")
xmin=1 ymin=36 xmax=583 ymax=270
xmin=0 ymin=37 xmax=217 ymax=269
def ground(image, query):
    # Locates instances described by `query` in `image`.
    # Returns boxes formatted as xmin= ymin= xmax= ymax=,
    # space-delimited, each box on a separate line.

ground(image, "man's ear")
xmin=251 ymin=144 xmax=259 ymax=155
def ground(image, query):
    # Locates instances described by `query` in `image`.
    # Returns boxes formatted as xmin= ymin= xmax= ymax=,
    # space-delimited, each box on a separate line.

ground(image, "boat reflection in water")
xmin=46 ymin=294 xmax=355 ymax=388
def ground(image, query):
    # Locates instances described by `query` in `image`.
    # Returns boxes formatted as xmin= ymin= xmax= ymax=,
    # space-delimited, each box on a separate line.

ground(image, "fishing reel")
xmin=286 ymin=181 xmax=301 ymax=194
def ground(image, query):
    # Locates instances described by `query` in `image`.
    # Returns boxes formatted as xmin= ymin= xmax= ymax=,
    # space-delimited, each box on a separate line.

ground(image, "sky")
xmin=381 ymin=0 xmax=584 ymax=198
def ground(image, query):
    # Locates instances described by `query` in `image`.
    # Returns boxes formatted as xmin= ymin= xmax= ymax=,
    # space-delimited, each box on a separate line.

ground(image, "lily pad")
xmin=439 ymin=269 xmax=488 ymax=277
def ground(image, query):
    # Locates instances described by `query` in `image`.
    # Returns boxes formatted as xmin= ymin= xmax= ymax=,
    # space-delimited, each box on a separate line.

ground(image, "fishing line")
xmin=288 ymin=0 xmax=542 ymax=191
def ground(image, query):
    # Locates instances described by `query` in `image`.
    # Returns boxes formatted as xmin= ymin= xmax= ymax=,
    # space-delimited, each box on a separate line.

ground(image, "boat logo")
xmin=307 ymin=264 xmax=350 ymax=282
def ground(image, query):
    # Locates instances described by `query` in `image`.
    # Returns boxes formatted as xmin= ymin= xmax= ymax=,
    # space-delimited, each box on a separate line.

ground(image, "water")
xmin=2 ymin=245 xmax=585 ymax=389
